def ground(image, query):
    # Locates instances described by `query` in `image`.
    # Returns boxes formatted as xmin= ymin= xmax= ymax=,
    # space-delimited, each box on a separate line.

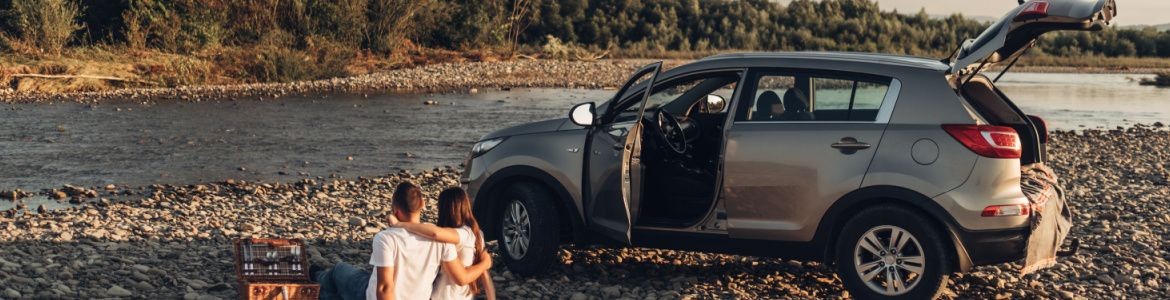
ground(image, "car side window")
xmin=611 ymin=72 xmax=741 ymax=125
xmin=811 ymin=77 xmax=890 ymax=121
xmin=741 ymin=75 xmax=797 ymax=122
xmin=735 ymin=71 xmax=892 ymax=122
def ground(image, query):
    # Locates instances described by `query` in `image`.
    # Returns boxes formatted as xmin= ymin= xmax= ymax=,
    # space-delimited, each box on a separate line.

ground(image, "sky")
xmin=779 ymin=0 xmax=1168 ymax=26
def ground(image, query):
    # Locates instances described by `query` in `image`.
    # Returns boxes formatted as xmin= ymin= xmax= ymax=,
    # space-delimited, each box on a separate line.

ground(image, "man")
xmin=315 ymin=182 xmax=491 ymax=300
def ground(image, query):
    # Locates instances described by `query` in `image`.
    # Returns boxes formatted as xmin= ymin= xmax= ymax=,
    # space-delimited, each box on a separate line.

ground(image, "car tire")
xmin=497 ymin=182 xmax=561 ymax=276
xmin=834 ymin=205 xmax=950 ymax=300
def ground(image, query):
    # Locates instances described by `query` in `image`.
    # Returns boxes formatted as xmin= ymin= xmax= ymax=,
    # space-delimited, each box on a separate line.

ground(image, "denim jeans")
xmin=317 ymin=263 xmax=371 ymax=300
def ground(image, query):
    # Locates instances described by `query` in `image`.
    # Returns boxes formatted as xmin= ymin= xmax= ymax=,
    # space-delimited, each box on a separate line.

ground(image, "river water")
xmin=1 ymin=73 xmax=1167 ymax=194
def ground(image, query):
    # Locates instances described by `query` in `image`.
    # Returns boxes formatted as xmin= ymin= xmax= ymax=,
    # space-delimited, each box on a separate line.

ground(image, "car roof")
xmin=675 ymin=51 xmax=950 ymax=74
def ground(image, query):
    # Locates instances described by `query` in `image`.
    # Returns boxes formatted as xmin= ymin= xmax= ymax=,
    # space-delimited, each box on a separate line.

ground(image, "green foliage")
xmin=1 ymin=0 xmax=83 ymax=56
xmin=365 ymin=0 xmax=431 ymax=54
xmin=121 ymin=0 xmax=227 ymax=52
xmin=5 ymin=0 xmax=1170 ymax=61
xmin=510 ymin=0 xmax=1170 ymax=59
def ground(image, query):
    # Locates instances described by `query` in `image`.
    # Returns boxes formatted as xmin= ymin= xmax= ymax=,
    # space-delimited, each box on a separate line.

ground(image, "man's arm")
xmin=439 ymin=250 xmax=493 ymax=285
xmin=369 ymin=232 xmax=397 ymax=300
xmin=375 ymin=266 xmax=394 ymax=300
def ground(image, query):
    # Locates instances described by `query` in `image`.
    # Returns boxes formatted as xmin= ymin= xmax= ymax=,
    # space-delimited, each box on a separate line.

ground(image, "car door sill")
xmin=630 ymin=228 xmax=824 ymax=261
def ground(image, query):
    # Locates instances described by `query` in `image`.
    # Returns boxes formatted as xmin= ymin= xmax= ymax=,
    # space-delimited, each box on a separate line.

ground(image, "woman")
xmin=389 ymin=187 xmax=496 ymax=300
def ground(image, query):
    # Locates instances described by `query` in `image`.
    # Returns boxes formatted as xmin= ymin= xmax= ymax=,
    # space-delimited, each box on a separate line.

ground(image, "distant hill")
xmin=1123 ymin=23 xmax=1170 ymax=32
xmin=930 ymin=14 xmax=998 ymax=23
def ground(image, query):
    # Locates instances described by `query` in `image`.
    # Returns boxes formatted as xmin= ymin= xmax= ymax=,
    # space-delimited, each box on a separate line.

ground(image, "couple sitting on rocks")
xmin=313 ymin=182 xmax=495 ymax=300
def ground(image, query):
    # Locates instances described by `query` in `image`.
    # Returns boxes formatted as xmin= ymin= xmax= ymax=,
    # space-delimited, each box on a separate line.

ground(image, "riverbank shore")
xmin=1 ymin=126 xmax=1167 ymax=299
xmin=2 ymin=58 xmax=1168 ymax=104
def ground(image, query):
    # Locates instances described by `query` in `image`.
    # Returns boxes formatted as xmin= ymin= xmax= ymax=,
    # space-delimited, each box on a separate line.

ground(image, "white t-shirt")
xmin=367 ymin=227 xmax=456 ymax=300
xmin=431 ymin=226 xmax=483 ymax=300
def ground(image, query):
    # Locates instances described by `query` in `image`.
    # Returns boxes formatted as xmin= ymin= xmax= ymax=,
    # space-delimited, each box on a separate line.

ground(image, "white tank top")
xmin=430 ymin=226 xmax=482 ymax=300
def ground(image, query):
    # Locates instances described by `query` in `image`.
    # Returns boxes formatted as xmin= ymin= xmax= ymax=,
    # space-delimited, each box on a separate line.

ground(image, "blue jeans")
xmin=317 ymin=263 xmax=370 ymax=300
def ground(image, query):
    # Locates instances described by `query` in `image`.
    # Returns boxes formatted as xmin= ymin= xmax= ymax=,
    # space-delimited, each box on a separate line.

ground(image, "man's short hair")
xmin=392 ymin=182 xmax=425 ymax=214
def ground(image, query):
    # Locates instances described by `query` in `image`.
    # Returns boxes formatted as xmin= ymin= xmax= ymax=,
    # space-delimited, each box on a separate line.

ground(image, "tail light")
xmin=982 ymin=204 xmax=1030 ymax=217
xmin=1014 ymin=1 xmax=1049 ymax=21
xmin=942 ymin=124 xmax=1022 ymax=159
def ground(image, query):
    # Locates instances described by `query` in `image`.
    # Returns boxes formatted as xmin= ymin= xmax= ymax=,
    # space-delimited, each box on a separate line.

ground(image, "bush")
xmin=366 ymin=0 xmax=432 ymax=54
xmin=121 ymin=0 xmax=228 ymax=53
xmin=216 ymin=37 xmax=354 ymax=84
xmin=1 ymin=0 xmax=83 ymax=56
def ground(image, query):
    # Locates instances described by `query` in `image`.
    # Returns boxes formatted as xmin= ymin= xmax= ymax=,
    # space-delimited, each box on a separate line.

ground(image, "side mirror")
xmin=569 ymin=102 xmax=596 ymax=127
xmin=703 ymin=94 xmax=727 ymax=113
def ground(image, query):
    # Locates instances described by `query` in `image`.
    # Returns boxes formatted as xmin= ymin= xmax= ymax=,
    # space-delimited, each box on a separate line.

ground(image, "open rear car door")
xmin=949 ymin=0 xmax=1118 ymax=76
xmin=949 ymin=0 xmax=1118 ymax=274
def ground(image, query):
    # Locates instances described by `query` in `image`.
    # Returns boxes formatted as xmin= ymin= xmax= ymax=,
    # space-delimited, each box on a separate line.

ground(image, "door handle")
xmin=613 ymin=143 xmax=624 ymax=150
xmin=831 ymin=137 xmax=871 ymax=150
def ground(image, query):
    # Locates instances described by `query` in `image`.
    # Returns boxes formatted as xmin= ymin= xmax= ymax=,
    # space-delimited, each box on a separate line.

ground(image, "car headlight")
xmin=471 ymin=137 xmax=506 ymax=157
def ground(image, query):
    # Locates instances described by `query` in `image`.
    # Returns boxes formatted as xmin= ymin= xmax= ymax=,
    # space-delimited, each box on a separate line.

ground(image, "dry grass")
xmin=0 ymin=45 xmax=512 ymax=93
xmin=5 ymin=46 xmax=1168 ymax=95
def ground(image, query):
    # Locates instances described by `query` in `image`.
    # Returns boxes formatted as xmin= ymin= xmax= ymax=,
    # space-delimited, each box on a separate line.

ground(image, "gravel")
xmin=0 ymin=126 xmax=1167 ymax=299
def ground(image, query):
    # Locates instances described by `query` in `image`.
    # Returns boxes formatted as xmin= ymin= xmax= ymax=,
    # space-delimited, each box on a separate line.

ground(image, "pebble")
xmin=3 ymin=288 xmax=20 ymax=298
xmin=106 ymin=285 xmax=133 ymax=297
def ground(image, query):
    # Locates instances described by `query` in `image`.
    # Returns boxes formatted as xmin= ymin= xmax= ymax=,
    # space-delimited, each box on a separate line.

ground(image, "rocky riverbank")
xmin=0 ymin=59 xmax=670 ymax=104
xmin=1 ymin=126 xmax=1168 ymax=299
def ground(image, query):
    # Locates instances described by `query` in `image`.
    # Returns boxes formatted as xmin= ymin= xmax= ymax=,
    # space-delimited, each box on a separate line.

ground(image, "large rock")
xmin=106 ymin=285 xmax=133 ymax=297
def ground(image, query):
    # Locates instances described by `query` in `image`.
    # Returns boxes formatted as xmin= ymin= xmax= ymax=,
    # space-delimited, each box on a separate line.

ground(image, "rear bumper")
xmin=955 ymin=226 xmax=1028 ymax=266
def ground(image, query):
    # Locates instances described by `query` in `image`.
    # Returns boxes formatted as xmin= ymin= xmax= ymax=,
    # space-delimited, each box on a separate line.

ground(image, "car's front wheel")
xmin=497 ymin=183 xmax=560 ymax=276
xmin=835 ymin=205 xmax=950 ymax=299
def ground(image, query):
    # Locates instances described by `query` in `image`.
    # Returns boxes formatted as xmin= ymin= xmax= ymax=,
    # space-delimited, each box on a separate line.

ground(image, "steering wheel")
xmin=655 ymin=110 xmax=688 ymax=155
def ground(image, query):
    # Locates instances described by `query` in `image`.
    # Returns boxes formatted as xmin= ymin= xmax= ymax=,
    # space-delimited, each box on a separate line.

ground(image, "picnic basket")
xmin=232 ymin=238 xmax=320 ymax=300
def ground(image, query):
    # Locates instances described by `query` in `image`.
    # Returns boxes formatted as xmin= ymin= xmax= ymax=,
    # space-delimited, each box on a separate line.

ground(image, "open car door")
xmin=950 ymin=0 xmax=1118 ymax=76
xmin=585 ymin=62 xmax=662 ymax=244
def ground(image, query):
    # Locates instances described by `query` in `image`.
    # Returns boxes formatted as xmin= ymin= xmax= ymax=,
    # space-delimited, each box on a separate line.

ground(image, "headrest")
xmin=783 ymin=89 xmax=809 ymax=112
xmin=756 ymin=91 xmax=781 ymax=113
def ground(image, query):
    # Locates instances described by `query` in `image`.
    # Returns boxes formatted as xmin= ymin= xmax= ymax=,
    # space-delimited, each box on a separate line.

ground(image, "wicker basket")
xmin=240 ymin=282 xmax=319 ymax=300
xmin=233 ymin=238 xmax=320 ymax=300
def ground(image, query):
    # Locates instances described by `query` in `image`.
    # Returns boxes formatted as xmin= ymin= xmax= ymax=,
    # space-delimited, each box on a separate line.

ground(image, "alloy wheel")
xmin=853 ymin=225 xmax=926 ymax=296
xmin=502 ymin=199 xmax=532 ymax=260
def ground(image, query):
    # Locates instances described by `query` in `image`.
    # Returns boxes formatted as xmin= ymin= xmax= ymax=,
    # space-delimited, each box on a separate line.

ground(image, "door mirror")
xmin=569 ymin=102 xmax=596 ymax=127
xmin=703 ymin=94 xmax=727 ymax=113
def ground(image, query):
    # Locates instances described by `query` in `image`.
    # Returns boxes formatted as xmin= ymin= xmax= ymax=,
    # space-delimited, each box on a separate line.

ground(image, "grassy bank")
xmin=0 ymin=45 xmax=512 ymax=94
xmin=3 ymin=46 xmax=1169 ymax=96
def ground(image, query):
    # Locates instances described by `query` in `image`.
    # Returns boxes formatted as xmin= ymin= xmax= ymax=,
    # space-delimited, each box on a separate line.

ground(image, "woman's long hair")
xmin=436 ymin=187 xmax=485 ymax=295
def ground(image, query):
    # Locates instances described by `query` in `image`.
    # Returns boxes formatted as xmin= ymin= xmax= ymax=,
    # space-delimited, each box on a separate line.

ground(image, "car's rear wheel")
xmin=497 ymin=183 xmax=560 ymax=276
xmin=835 ymin=205 xmax=950 ymax=299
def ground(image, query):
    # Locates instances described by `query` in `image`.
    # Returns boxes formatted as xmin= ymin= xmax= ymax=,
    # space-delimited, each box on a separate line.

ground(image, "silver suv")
xmin=462 ymin=1 xmax=1112 ymax=298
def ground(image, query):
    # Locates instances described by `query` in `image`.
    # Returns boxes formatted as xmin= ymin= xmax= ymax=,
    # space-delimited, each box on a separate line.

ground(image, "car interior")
xmin=620 ymin=72 xmax=740 ymax=227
